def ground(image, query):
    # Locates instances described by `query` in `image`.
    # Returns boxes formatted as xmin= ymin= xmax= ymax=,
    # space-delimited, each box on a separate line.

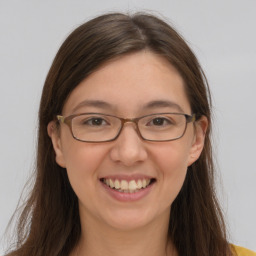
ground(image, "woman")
xmin=5 ymin=12 xmax=255 ymax=256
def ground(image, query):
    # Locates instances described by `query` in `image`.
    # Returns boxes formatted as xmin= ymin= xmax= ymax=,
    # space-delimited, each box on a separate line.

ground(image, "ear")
xmin=47 ymin=121 xmax=66 ymax=168
xmin=187 ymin=116 xmax=208 ymax=167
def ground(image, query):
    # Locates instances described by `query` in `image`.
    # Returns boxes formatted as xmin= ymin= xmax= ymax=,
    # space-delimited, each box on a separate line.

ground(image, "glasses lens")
xmin=71 ymin=114 xmax=121 ymax=142
xmin=138 ymin=113 xmax=187 ymax=141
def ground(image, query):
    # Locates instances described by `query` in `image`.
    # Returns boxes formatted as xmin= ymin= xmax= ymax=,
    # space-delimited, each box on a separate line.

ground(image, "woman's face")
xmin=49 ymin=51 xmax=206 ymax=231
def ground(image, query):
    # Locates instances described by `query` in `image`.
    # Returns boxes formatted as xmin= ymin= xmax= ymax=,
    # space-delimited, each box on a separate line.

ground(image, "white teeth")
xmin=137 ymin=179 xmax=142 ymax=189
xmin=120 ymin=180 xmax=129 ymax=190
xmin=102 ymin=178 xmax=152 ymax=193
xmin=129 ymin=180 xmax=137 ymax=190
xmin=109 ymin=179 xmax=114 ymax=188
xmin=142 ymin=179 xmax=147 ymax=188
xmin=114 ymin=180 xmax=120 ymax=189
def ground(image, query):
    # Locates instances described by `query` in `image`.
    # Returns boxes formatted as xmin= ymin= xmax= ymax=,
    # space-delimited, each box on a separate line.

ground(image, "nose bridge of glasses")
xmin=121 ymin=117 xmax=141 ymax=127
xmin=118 ymin=118 xmax=141 ymax=136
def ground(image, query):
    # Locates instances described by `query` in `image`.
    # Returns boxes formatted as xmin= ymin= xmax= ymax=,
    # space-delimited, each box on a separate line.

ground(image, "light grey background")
xmin=0 ymin=0 xmax=255 ymax=254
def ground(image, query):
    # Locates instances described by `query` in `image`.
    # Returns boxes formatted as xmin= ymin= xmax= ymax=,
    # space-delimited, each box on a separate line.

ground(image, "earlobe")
xmin=47 ymin=121 xmax=66 ymax=168
xmin=187 ymin=116 xmax=208 ymax=166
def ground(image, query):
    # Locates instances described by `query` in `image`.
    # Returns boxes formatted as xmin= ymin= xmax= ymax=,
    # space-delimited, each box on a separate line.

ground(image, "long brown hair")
xmin=5 ymin=12 xmax=233 ymax=256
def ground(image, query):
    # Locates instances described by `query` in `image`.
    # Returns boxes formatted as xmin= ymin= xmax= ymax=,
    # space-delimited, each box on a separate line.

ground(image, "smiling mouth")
xmin=100 ymin=178 xmax=156 ymax=193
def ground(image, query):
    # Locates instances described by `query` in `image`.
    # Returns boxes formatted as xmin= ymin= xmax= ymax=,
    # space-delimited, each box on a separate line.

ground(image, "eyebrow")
xmin=72 ymin=100 xmax=115 ymax=113
xmin=143 ymin=100 xmax=185 ymax=113
xmin=71 ymin=99 xmax=185 ymax=113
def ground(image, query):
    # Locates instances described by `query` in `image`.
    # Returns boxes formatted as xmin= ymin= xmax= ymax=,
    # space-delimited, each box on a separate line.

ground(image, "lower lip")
xmin=100 ymin=181 xmax=155 ymax=202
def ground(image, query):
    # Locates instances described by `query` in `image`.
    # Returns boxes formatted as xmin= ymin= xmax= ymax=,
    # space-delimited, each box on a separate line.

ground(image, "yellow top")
xmin=232 ymin=245 xmax=256 ymax=256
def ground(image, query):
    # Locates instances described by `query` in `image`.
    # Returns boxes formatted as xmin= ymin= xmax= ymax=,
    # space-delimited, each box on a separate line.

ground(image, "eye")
xmin=81 ymin=117 xmax=109 ymax=126
xmin=147 ymin=117 xmax=173 ymax=126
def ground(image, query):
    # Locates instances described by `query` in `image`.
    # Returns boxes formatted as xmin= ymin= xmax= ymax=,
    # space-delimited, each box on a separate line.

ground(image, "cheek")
xmin=152 ymin=142 xmax=191 ymax=200
xmin=61 ymin=141 xmax=109 ymax=192
xmin=154 ymin=141 xmax=191 ymax=174
xmin=162 ymin=149 xmax=188 ymax=188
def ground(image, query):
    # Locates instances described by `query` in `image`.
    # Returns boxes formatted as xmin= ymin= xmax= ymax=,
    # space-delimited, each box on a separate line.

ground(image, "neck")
xmin=72 ymin=209 xmax=177 ymax=256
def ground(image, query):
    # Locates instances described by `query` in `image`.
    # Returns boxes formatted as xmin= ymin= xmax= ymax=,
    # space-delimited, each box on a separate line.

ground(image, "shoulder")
xmin=232 ymin=245 xmax=256 ymax=256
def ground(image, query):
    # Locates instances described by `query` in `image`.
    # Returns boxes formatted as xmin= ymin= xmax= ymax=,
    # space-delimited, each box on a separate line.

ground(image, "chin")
xmin=101 ymin=207 xmax=166 ymax=231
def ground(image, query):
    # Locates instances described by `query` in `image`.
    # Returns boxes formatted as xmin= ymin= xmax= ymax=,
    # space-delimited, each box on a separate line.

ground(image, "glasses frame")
xmin=56 ymin=112 xmax=196 ymax=143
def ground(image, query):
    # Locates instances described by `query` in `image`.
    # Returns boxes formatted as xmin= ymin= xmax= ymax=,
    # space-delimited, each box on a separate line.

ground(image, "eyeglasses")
xmin=57 ymin=112 xmax=196 ymax=143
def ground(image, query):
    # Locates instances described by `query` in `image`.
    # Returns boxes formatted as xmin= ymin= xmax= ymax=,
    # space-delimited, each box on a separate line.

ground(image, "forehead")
xmin=62 ymin=51 xmax=191 ymax=116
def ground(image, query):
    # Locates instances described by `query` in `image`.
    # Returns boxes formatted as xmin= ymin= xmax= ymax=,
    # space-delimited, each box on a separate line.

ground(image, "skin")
xmin=48 ymin=51 xmax=208 ymax=256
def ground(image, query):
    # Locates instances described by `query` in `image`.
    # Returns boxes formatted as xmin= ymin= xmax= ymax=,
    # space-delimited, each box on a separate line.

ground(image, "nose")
xmin=109 ymin=123 xmax=148 ymax=166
